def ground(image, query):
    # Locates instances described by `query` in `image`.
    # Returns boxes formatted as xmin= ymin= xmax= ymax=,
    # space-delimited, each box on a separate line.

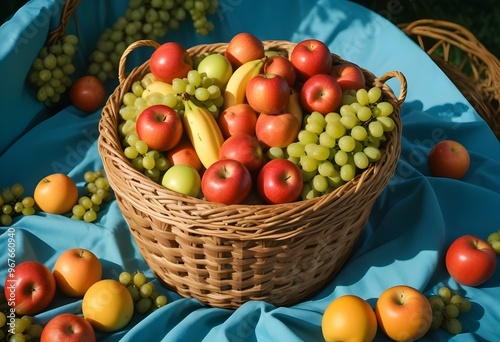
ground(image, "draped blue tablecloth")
xmin=1 ymin=1 xmax=500 ymax=341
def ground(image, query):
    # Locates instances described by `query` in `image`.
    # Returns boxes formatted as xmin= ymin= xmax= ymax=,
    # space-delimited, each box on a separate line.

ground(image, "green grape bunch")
xmin=0 ymin=183 xmax=36 ymax=226
xmin=88 ymin=0 xmax=219 ymax=83
xmin=27 ymin=34 xmax=79 ymax=106
xmin=71 ymin=170 xmax=114 ymax=223
xmin=0 ymin=311 xmax=44 ymax=342
xmin=274 ymin=86 xmax=396 ymax=200
xmin=427 ymin=286 xmax=472 ymax=335
xmin=118 ymin=270 xmax=168 ymax=315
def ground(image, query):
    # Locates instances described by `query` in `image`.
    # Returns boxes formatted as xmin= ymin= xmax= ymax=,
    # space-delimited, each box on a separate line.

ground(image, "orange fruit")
xmin=53 ymin=248 xmax=102 ymax=297
xmin=82 ymin=279 xmax=134 ymax=332
xmin=34 ymin=173 xmax=78 ymax=214
xmin=322 ymin=294 xmax=378 ymax=342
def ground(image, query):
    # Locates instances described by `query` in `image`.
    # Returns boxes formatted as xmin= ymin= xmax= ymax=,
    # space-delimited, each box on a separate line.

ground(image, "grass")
xmin=350 ymin=0 xmax=500 ymax=59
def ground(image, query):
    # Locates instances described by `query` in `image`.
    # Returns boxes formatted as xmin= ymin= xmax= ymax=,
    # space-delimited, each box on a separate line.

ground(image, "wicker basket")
xmin=46 ymin=0 xmax=82 ymax=45
xmin=399 ymin=19 xmax=500 ymax=139
xmin=98 ymin=39 xmax=407 ymax=309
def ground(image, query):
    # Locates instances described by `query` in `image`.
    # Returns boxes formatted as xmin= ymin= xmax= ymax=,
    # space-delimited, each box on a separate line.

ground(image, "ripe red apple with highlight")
xmin=290 ymin=39 xmax=332 ymax=81
xmin=4 ymin=261 xmax=56 ymax=315
xmin=149 ymin=42 xmax=192 ymax=83
xmin=255 ymin=112 xmax=301 ymax=149
xmin=246 ymin=74 xmax=290 ymax=114
xmin=225 ymin=32 xmax=265 ymax=69
xmin=218 ymin=103 xmax=258 ymax=139
xmin=41 ymin=313 xmax=96 ymax=342
xmin=257 ymin=159 xmax=303 ymax=204
xmin=136 ymin=104 xmax=183 ymax=151
xmin=445 ymin=235 xmax=497 ymax=286
xmin=201 ymin=159 xmax=252 ymax=205
xmin=219 ymin=134 xmax=264 ymax=173
xmin=427 ymin=140 xmax=470 ymax=179
xmin=263 ymin=55 xmax=297 ymax=87
xmin=300 ymin=74 xmax=343 ymax=115
xmin=329 ymin=63 xmax=366 ymax=91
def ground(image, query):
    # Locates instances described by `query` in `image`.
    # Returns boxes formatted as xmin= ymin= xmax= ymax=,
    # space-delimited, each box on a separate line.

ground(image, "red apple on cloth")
xmin=300 ymin=74 xmax=343 ymax=115
xmin=136 ymin=104 xmax=183 ymax=151
xmin=219 ymin=134 xmax=264 ymax=173
xmin=246 ymin=73 xmax=290 ymax=114
xmin=255 ymin=112 xmax=301 ymax=149
xmin=225 ymin=32 xmax=265 ymax=69
xmin=445 ymin=235 xmax=497 ymax=286
xmin=329 ymin=63 xmax=366 ymax=91
xmin=4 ymin=261 xmax=56 ymax=315
xmin=263 ymin=55 xmax=297 ymax=87
xmin=290 ymin=39 xmax=332 ymax=81
xmin=427 ymin=140 xmax=470 ymax=179
xmin=149 ymin=42 xmax=192 ymax=83
xmin=41 ymin=313 xmax=96 ymax=342
xmin=218 ymin=103 xmax=258 ymax=139
xmin=257 ymin=158 xmax=303 ymax=204
xmin=201 ymin=159 xmax=252 ymax=204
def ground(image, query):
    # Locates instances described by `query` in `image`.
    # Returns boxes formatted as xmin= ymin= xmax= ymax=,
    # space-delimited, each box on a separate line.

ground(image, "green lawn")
xmin=350 ymin=0 xmax=500 ymax=59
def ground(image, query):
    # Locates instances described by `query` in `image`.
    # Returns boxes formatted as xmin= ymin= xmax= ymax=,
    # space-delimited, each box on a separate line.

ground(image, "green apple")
xmin=197 ymin=53 xmax=233 ymax=88
xmin=161 ymin=164 xmax=201 ymax=197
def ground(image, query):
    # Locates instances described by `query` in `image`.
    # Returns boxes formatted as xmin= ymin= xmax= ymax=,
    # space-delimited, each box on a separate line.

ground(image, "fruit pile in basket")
xmin=116 ymin=33 xmax=397 ymax=205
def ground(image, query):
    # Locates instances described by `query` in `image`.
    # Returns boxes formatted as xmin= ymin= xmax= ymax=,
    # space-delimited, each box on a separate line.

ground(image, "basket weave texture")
xmin=98 ymin=39 xmax=407 ymax=308
xmin=399 ymin=19 xmax=500 ymax=139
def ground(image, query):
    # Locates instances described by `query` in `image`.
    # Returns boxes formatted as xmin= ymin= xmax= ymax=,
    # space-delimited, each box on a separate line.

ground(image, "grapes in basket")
xmin=115 ymin=33 xmax=397 ymax=205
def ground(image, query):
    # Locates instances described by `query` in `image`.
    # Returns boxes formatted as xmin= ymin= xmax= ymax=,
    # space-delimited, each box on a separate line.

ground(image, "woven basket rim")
xmin=105 ymin=39 xmax=407 ymax=210
xmin=399 ymin=19 xmax=500 ymax=138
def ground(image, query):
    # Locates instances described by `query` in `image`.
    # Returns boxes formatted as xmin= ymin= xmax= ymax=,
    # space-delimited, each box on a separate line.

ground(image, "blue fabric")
xmin=1 ymin=0 xmax=500 ymax=341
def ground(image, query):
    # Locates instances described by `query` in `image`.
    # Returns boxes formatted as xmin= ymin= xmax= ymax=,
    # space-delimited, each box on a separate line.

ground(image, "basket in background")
xmin=399 ymin=19 xmax=500 ymax=139
xmin=98 ymin=39 xmax=407 ymax=309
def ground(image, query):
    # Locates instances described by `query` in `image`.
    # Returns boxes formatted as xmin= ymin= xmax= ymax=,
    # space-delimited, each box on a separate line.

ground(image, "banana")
xmin=142 ymin=81 xmax=175 ymax=99
xmin=183 ymin=100 xmax=224 ymax=169
xmin=222 ymin=58 xmax=264 ymax=110
xmin=286 ymin=87 xmax=304 ymax=126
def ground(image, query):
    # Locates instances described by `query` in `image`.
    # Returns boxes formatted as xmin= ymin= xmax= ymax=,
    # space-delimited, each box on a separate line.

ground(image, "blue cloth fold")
xmin=1 ymin=0 xmax=499 ymax=341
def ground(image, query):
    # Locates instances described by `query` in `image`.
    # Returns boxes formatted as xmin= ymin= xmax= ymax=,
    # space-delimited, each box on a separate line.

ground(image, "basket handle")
xmin=46 ymin=0 xmax=82 ymax=45
xmin=376 ymin=71 xmax=407 ymax=107
xmin=118 ymin=39 xmax=161 ymax=86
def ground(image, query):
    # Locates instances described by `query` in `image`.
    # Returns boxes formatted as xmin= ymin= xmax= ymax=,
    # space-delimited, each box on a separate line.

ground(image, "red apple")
xmin=165 ymin=138 xmax=203 ymax=171
xmin=257 ymin=159 xmax=303 ymax=204
xmin=245 ymin=74 xmax=290 ymax=114
xmin=41 ymin=313 xmax=96 ymax=342
xmin=427 ymin=140 xmax=470 ymax=179
xmin=263 ymin=55 xmax=297 ymax=87
xmin=136 ymin=104 xmax=183 ymax=151
xmin=290 ymin=39 xmax=332 ymax=81
xmin=255 ymin=111 xmax=301 ymax=149
xmin=201 ymin=159 xmax=252 ymax=204
xmin=218 ymin=103 xmax=258 ymax=139
xmin=224 ymin=32 xmax=265 ymax=69
xmin=329 ymin=63 xmax=366 ymax=91
xmin=4 ymin=261 xmax=56 ymax=315
xmin=219 ymin=134 xmax=264 ymax=173
xmin=300 ymin=74 xmax=343 ymax=115
xmin=445 ymin=235 xmax=497 ymax=286
xmin=149 ymin=42 xmax=192 ymax=83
